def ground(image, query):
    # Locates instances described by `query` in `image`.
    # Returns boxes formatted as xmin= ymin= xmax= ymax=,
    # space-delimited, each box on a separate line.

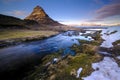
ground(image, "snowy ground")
xmin=82 ymin=57 xmax=120 ymax=80
xmin=117 ymin=56 xmax=120 ymax=60
xmin=101 ymin=27 xmax=120 ymax=48
xmin=77 ymin=27 xmax=120 ymax=80
xmin=76 ymin=68 xmax=83 ymax=78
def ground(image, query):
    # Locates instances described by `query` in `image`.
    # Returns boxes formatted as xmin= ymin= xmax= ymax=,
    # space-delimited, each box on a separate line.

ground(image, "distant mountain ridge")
xmin=0 ymin=14 xmax=24 ymax=27
xmin=25 ymin=6 xmax=62 ymax=26
xmin=0 ymin=14 xmax=39 ymax=29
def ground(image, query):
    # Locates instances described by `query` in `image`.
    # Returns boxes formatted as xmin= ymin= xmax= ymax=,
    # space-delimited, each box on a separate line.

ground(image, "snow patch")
xmin=117 ymin=56 xmax=120 ymax=60
xmin=98 ymin=51 xmax=111 ymax=55
xmin=100 ymin=27 xmax=120 ymax=48
xmin=76 ymin=67 xmax=83 ymax=78
xmin=82 ymin=57 xmax=120 ymax=80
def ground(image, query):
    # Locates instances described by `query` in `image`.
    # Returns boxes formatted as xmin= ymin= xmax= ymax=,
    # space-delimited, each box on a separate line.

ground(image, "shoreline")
xmin=0 ymin=27 xmax=83 ymax=48
xmin=0 ymin=29 xmax=59 ymax=48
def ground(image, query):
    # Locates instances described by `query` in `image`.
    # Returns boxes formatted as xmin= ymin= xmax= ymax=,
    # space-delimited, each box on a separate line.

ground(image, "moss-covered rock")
xmin=112 ymin=40 xmax=120 ymax=46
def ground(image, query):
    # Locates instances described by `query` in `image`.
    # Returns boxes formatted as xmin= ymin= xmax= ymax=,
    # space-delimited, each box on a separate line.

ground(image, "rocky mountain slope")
xmin=25 ymin=6 xmax=62 ymax=26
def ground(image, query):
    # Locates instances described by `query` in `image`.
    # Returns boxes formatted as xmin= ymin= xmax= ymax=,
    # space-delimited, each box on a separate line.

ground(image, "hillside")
xmin=0 ymin=14 xmax=38 ymax=29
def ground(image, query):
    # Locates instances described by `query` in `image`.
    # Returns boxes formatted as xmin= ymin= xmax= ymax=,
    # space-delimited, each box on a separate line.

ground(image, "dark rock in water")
xmin=25 ymin=5 xmax=62 ymax=26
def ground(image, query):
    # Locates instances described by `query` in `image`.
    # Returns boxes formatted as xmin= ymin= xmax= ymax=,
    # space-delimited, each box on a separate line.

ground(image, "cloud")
xmin=111 ymin=0 xmax=120 ymax=3
xmin=9 ymin=10 xmax=27 ymax=16
xmin=2 ymin=10 xmax=28 ymax=18
xmin=88 ymin=3 xmax=120 ymax=22
xmin=95 ymin=3 xmax=120 ymax=19
xmin=87 ymin=19 xmax=103 ymax=22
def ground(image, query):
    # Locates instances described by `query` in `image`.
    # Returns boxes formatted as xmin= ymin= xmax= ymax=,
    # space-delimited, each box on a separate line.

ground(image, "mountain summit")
xmin=25 ymin=6 xmax=62 ymax=26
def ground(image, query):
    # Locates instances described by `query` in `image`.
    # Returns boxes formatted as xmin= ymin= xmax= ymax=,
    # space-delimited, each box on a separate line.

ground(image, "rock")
xmin=49 ymin=74 xmax=56 ymax=80
xmin=25 ymin=5 xmax=62 ymax=26
xmin=45 ymin=62 xmax=51 ymax=67
xmin=70 ymin=69 xmax=77 ymax=76
xmin=52 ymin=58 xmax=59 ymax=64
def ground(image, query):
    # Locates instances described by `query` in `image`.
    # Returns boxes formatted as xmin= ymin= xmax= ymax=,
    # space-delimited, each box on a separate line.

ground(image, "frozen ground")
xmin=82 ymin=57 xmax=120 ymax=80
xmin=76 ymin=67 xmax=83 ymax=78
xmin=101 ymin=27 xmax=120 ymax=48
xmin=78 ymin=27 xmax=120 ymax=80
xmin=117 ymin=56 xmax=120 ymax=60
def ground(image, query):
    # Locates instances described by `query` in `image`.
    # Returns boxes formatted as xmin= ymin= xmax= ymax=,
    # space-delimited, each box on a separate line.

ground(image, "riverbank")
xmin=0 ymin=29 xmax=59 ymax=48
xmin=23 ymin=30 xmax=104 ymax=80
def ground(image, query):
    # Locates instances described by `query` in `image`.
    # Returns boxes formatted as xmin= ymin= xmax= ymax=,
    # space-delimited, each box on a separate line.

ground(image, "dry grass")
xmin=0 ymin=29 xmax=58 ymax=40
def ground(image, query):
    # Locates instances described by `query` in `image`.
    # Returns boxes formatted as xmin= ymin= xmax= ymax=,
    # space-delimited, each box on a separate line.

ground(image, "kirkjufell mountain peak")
xmin=25 ymin=5 xmax=62 ymax=26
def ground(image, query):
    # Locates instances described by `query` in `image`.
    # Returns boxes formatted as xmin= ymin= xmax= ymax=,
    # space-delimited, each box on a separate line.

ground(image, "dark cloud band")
xmin=96 ymin=3 xmax=120 ymax=19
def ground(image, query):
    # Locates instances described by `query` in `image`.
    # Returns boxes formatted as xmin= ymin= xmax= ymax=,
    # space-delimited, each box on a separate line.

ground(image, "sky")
xmin=0 ymin=0 xmax=120 ymax=26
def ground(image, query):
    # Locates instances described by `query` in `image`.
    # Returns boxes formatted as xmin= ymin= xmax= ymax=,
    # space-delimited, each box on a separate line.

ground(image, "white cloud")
xmin=2 ymin=10 xmax=28 ymax=19
xmin=9 ymin=10 xmax=27 ymax=16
